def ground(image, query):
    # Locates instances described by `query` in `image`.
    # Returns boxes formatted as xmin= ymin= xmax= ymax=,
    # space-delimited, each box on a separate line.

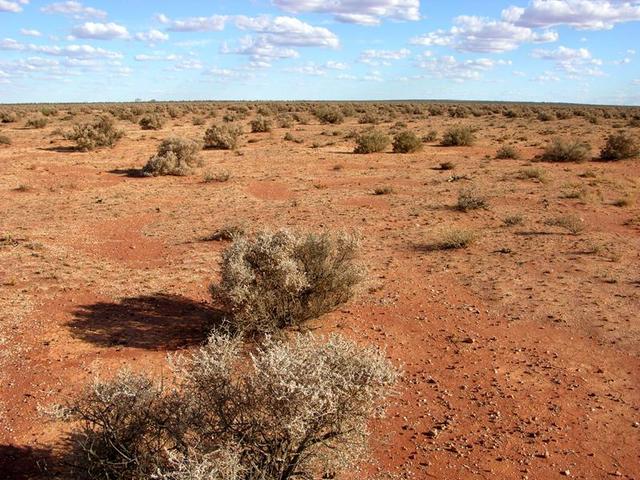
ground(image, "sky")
xmin=1 ymin=0 xmax=639 ymax=104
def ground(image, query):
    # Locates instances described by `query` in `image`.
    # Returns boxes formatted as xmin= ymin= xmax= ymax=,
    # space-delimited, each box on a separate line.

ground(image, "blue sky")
xmin=1 ymin=0 xmax=639 ymax=104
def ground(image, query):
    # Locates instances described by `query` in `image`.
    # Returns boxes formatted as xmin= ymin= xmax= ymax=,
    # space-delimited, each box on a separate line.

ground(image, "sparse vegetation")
xmin=496 ymin=145 xmax=520 ymax=159
xmin=503 ymin=214 xmax=524 ymax=226
xmin=26 ymin=117 xmax=47 ymax=129
xmin=427 ymin=228 xmax=476 ymax=250
xmin=142 ymin=137 xmax=203 ymax=176
xmin=314 ymin=105 xmax=344 ymax=125
xmin=204 ymin=124 xmax=242 ymax=150
xmin=250 ymin=115 xmax=272 ymax=133
xmin=203 ymin=170 xmax=231 ymax=183
xmin=354 ymin=130 xmax=390 ymax=154
xmin=456 ymin=187 xmax=488 ymax=211
xmin=541 ymin=137 xmax=591 ymax=162
xmin=545 ymin=215 xmax=585 ymax=235
xmin=139 ymin=114 xmax=164 ymax=130
xmin=210 ymin=230 xmax=364 ymax=333
xmin=392 ymin=130 xmax=422 ymax=153
xmin=65 ymin=116 xmax=124 ymax=151
xmin=599 ymin=132 xmax=639 ymax=160
xmin=0 ymin=133 xmax=10 ymax=145
xmin=204 ymin=222 xmax=247 ymax=241
xmin=373 ymin=186 xmax=394 ymax=195
xmin=440 ymin=126 xmax=475 ymax=146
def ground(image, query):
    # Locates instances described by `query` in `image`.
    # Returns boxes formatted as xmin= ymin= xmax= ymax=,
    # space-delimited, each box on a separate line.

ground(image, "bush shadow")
xmin=68 ymin=293 xmax=223 ymax=350
xmin=0 ymin=444 xmax=58 ymax=480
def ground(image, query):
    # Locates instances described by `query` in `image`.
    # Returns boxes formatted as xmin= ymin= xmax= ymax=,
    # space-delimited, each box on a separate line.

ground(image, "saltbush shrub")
xmin=210 ymin=230 xmax=364 ymax=333
xmin=599 ymin=132 xmax=639 ymax=160
xmin=142 ymin=137 xmax=203 ymax=176
xmin=26 ymin=117 xmax=47 ymax=129
xmin=354 ymin=130 xmax=390 ymax=154
xmin=495 ymin=145 xmax=520 ymax=159
xmin=139 ymin=114 xmax=164 ymax=130
xmin=65 ymin=116 xmax=123 ymax=151
xmin=541 ymin=137 xmax=591 ymax=162
xmin=0 ymin=133 xmax=10 ymax=145
xmin=314 ymin=106 xmax=344 ymax=125
xmin=440 ymin=126 xmax=475 ymax=146
xmin=204 ymin=124 xmax=242 ymax=150
xmin=250 ymin=116 xmax=272 ymax=133
xmin=392 ymin=130 xmax=422 ymax=153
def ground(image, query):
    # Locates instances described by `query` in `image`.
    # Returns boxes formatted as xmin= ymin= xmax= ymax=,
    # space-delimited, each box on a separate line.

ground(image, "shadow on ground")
xmin=69 ymin=294 xmax=222 ymax=350
xmin=0 ymin=444 xmax=58 ymax=480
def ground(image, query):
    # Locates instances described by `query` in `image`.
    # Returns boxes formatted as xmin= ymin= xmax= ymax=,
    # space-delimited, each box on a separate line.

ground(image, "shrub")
xmin=250 ymin=115 xmax=272 ymax=133
xmin=427 ymin=228 xmax=475 ymax=250
xmin=544 ymin=215 xmax=584 ymax=235
xmin=204 ymin=222 xmax=247 ymax=241
xmin=423 ymin=130 xmax=438 ymax=142
xmin=517 ymin=167 xmax=547 ymax=183
xmin=139 ymin=114 xmax=164 ymax=130
xmin=440 ymin=161 xmax=455 ymax=170
xmin=440 ymin=126 xmax=475 ymax=146
xmin=495 ymin=145 xmax=519 ymax=159
xmin=204 ymin=124 xmax=242 ymax=150
xmin=314 ymin=106 xmax=344 ymax=125
xmin=192 ymin=116 xmax=205 ymax=126
xmin=0 ymin=134 xmax=10 ymax=145
xmin=503 ymin=214 xmax=524 ymax=226
xmin=373 ymin=186 xmax=394 ymax=195
xmin=537 ymin=111 xmax=555 ymax=122
xmin=354 ymin=130 xmax=390 ymax=154
xmin=541 ymin=138 xmax=591 ymax=162
xmin=456 ymin=187 xmax=488 ymax=211
xmin=142 ymin=137 xmax=203 ymax=176
xmin=26 ymin=117 xmax=47 ymax=129
xmin=210 ymin=230 xmax=364 ymax=333
xmin=392 ymin=130 xmax=422 ymax=153
xmin=0 ymin=111 xmax=18 ymax=123
xmin=203 ymin=170 xmax=231 ymax=183
xmin=65 ymin=116 xmax=123 ymax=151
xmin=599 ymin=132 xmax=639 ymax=160
xmin=63 ymin=333 xmax=397 ymax=480
xmin=358 ymin=112 xmax=380 ymax=124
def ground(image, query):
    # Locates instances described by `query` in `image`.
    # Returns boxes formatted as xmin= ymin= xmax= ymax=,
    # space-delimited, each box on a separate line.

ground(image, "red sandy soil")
xmin=0 ymin=106 xmax=638 ymax=479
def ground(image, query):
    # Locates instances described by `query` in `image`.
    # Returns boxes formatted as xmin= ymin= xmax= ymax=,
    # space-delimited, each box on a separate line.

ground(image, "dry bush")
xmin=373 ymin=186 xmax=394 ymax=195
xmin=0 ymin=133 xmax=10 ymax=145
xmin=496 ymin=145 xmax=520 ymax=159
xmin=0 ymin=111 xmax=18 ymax=123
xmin=517 ymin=167 xmax=547 ymax=183
xmin=203 ymin=170 xmax=231 ymax=183
xmin=440 ymin=126 xmax=475 ymax=146
xmin=427 ymin=228 xmax=476 ymax=250
xmin=204 ymin=124 xmax=242 ymax=150
xmin=545 ymin=215 xmax=585 ymax=235
xmin=26 ymin=117 xmax=47 ymax=129
xmin=139 ymin=113 xmax=164 ymax=130
xmin=456 ymin=187 xmax=488 ymax=211
xmin=423 ymin=130 xmax=438 ymax=142
xmin=503 ymin=214 xmax=524 ymax=226
xmin=392 ymin=130 xmax=422 ymax=153
xmin=250 ymin=115 xmax=272 ymax=133
xmin=541 ymin=137 xmax=591 ymax=162
xmin=354 ymin=130 xmax=390 ymax=154
xmin=359 ymin=112 xmax=380 ymax=124
xmin=204 ymin=223 xmax=247 ymax=242
xmin=210 ymin=230 xmax=364 ymax=333
xmin=143 ymin=137 xmax=203 ymax=176
xmin=314 ymin=106 xmax=344 ymax=125
xmin=599 ymin=132 xmax=639 ymax=160
xmin=65 ymin=116 xmax=124 ymax=151
xmin=63 ymin=333 xmax=397 ymax=480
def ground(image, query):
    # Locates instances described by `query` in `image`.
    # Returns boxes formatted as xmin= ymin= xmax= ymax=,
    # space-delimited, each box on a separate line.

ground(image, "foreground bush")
xmin=599 ymin=132 xmax=639 ymax=160
xmin=250 ymin=115 xmax=272 ymax=133
xmin=211 ymin=230 xmax=364 ymax=333
xmin=63 ymin=333 xmax=397 ymax=480
xmin=392 ymin=130 xmax=422 ymax=153
xmin=440 ymin=126 xmax=475 ymax=146
xmin=204 ymin=124 xmax=242 ymax=150
xmin=65 ymin=116 xmax=123 ymax=151
xmin=541 ymin=137 xmax=591 ymax=162
xmin=354 ymin=130 xmax=390 ymax=154
xmin=139 ymin=113 xmax=164 ymax=130
xmin=142 ymin=137 xmax=203 ymax=176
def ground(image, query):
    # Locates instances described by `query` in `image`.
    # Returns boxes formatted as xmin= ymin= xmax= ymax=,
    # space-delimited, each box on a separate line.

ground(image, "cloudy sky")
xmin=1 ymin=0 xmax=639 ymax=104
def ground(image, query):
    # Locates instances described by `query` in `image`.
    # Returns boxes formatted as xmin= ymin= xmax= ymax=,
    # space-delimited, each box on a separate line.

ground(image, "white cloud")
xmin=532 ymin=71 xmax=561 ymax=82
xmin=416 ymin=53 xmax=510 ymax=82
xmin=171 ymin=59 xmax=203 ymax=71
xmin=503 ymin=0 xmax=640 ymax=30
xmin=272 ymin=0 xmax=420 ymax=25
xmin=235 ymin=16 xmax=339 ymax=48
xmin=0 ymin=0 xmax=28 ymax=13
xmin=134 ymin=29 xmax=169 ymax=43
xmin=156 ymin=13 xmax=227 ymax=32
xmin=20 ymin=28 xmax=41 ymax=37
xmin=0 ymin=38 xmax=122 ymax=59
xmin=71 ymin=22 xmax=130 ymax=40
xmin=359 ymin=48 xmax=411 ymax=66
xmin=326 ymin=60 xmax=348 ymax=70
xmin=532 ymin=45 xmax=604 ymax=76
xmin=41 ymin=1 xmax=106 ymax=19
xmin=286 ymin=63 xmax=327 ymax=76
xmin=411 ymin=15 xmax=558 ymax=53
xmin=221 ymin=36 xmax=299 ymax=64
xmin=134 ymin=53 xmax=179 ymax=62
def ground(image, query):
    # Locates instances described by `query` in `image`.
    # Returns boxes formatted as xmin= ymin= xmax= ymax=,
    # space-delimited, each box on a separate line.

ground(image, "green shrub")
xmin=65 ymin=116 xmax=123 ymax=151
xmin=440 ymin=126 xmax=475 ymax=146
xmin=599 ymin=132 xmax=639 ymax=160
xmin=354 ymin=130 xmax=390 ymax=154
xmin=250 ymin=115 xmax=272 ymax=133
xmin=142 ymin=137 xmax=203 ymax=176
xmin=541 ymin=138 xmax=591 ymax=162
xmin=210 ymin=230 xmax=364 ymax=333
xmin=204 ymin=124 xmax=242 ymax=150
xmin=392 ymin=130 xmax=422 ymax=153
xmin=139 ymin=114 xmax=164 ymax=130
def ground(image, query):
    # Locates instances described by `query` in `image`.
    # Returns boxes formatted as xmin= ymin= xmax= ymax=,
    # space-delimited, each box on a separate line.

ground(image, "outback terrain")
xmin=0 ymin=101 xmax=639 ymax=479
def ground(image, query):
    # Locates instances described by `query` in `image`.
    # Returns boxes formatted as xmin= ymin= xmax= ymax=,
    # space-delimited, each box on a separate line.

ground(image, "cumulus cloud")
xmin=416 ymin=52 xmax=511 ymax=81
xmin=0 ymin=38 xmax=122 ymax=59
xmin=503 ymin=0 xmax=640 ymax=30
xmin=286 ymin=63 xmax=328 ymax=76
xmin=358 ymin=48 xmax=411 ymax=66
xmin=134 ymin=53 xmax=179 ymax=62
xmin=0 ymin=0 xmax=28 ymax=13
xmin=272 ymin=0 xmax=420 ymax=25
xmin=235 ymin=15 xmax=339 ymax=48
xmin=532 ymin=45 xmax=604 ymax=76
xmin=155 ymin=13 xmax=227 ymax=32
xmin=134 ymin=29 xmax=169 ymax=43
xmin=41 ymin=1 xmax=106 ymax=19
xmin=326 ymin=60 xmax=348 ymax=70
xmin=20 ymin=28 xmax=41 ymax=37
xmin=71 ymin=22 xmax=130 ymax=40
xmin=411 ymin=15 xmax=558 ymax=53
xmin=221 ymin=36 xmax=299 ymax=64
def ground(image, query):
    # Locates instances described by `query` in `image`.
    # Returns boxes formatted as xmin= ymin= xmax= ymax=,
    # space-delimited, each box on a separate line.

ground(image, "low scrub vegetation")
xmin=60 ymin=333 xmax=397 ymax=480
xmin=250 ymin=115 xmax=272 ymax=133
xmin=314 ymin=105 xmax=344 ymax=125
xmin=456 ymin=187 xmax=488 ymax=211
xmin=0 ymin=133 xmax=10 ymax=145
xmin=139 ymin=114 xmax=164 ymax=130
xmin=541 ymin=138 xmax=591 ymax=162
xmin=427 ymin=228 xmax=476 ymax=250
xmin=440 ymin=126 xmax=475 ymax=146
xmin=204 ymin=124 xmax=242 ymax=150
xmin=599 ymin=132 xmax=639 ymax=160
xmin=496 ymin=145 xmax=520 ymax=159
xmin=354 ymin=130 xmax=390 ymax=154
xmin=26 ymin=117 xmax=47 ymax=129
xmin=142 ymin=137 xmax=203 ymax=176
xmin=392 ymin=130 xmax=422 ymax=153
xmin=210 ymin=230 xmax=364 ymax=334
xmin=545 ymin=215 xmax=585 ymax=235
xmin=65 ymin=116 xmax=123 ymax=151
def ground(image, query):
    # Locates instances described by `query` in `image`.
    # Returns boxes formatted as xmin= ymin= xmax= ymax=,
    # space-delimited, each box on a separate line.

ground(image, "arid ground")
xmin=0 ymin=102 xmax=639 ymax=479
